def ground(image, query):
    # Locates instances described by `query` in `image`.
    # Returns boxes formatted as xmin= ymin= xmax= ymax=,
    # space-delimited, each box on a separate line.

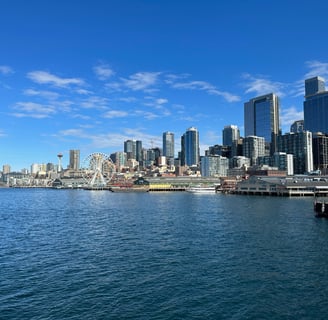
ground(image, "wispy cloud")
xmin=280 ymin=106 xmax=303 ymax=129
xmin=171 ymin=80 xmax=240 ymax=102
xmin=121 ymin=72 xmax=161 ymax=91
xmin=23 ymin=88 xmax=60 ymax=100
xmin=13 ymin=102 xmax=56 ymax=118
xmin=80 ymin=96 xmax=109 ymax=109
xmin=0 ymin=65 xmax=14 ymax=75
xmin=0 ymin=129 xmax=7 ymax=137
xmin=93 ymin=63 xmax=115 ymax=80
xmin=242 ymin=73 xmax=286 ymax=97
xmin=103 ymin=110 xmax=129 ymax=118
xmin=27 ymin=71 xmax=85 ymax=87
xmin=135 ymin=110 xmax=159 ymax=120
xmin=305 ymin=60 xmax=328 ymax=79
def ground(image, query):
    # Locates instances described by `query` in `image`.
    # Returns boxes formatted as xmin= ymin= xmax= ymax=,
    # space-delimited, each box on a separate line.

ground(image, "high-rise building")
xmin=305 ymin=76 xmax=325 ymax=97
xmin=200 ymin=155 xmax=229 ymax=177
xmin=222 ymin=125 xmax=240 ymax=158
xmin=273 ymin=152 xmax=294 ymax=175
xmin=243 ymin=135 xmax=265 ymax=166
xmin=277 ymin=131 xmax=313 ymax=174
xmin=312 ymin=132 xmax=328 ymax=174
xmin=136 ymin=140 xmax=143 ymax=163
xmin=184 ymin=127 xmax=200 ymax=166
xmin=303 ymin=76 xmax=328 ymax=134
xmin=69 ymin=149 xmax=80 ymax=170
xmin=222 ymin=125 xmax=240 ymax=146
xmin=163 ymin=131 xmax=175 ymax=163
xmin=124 ymin=140 xmax=137 ymax=160
xmin=2 ymin=164 xmax=11 ymax=174
xmin=290 ymin=120 xmax=304 ymax=133
xmin=244 ymin=93 xmax=280 ymax=154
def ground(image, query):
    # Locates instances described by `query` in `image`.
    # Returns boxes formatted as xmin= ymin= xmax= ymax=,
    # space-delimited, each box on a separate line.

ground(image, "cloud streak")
xmin=93 ymin=64 xmax=115 ymax=80
xmin=27 ymin=71 xmax=85 ymax=87
xmin=0 ymin=65 xmax=14 ymax=75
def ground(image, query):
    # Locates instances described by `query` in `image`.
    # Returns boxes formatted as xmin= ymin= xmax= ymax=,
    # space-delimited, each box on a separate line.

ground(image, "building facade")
xmin=163 ymin=131 xmax=175 ymax=164
xmin=200 ymin=155 xmax=229 ymax=177
xmin=184 ymin=127 xmax=200 ymax=167
xmin=312 ymin=132 xmax=328 ymax=174
xmin=243 ymin=135 xmax=265 ymax=166
xmin=124 ymin=140 xmax=137 ymax=160
xmin=244 ymin=93 xmax=280 ymax=154
xmin=290 ymin=120 xmax=304 ymax=133
xmin=69 ymin=149 xmax=80 ymax=170
xmin=304 ymin=76 xmax=328 ymax=134
xmin=277 ymin=131 xmax=313 ymax=174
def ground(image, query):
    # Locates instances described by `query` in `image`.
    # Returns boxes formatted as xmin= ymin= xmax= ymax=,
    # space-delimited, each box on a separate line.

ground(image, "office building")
xmin=277 ymin=131 xmax=313 ymax=174
xmin=124 ymin=140 xmax=137 ymax=160
xmin=163 ymin=131 xmax=175 ymax=164
xmin=2 ymin=164 xmax=11 ymax=174
xmin=290 ymin=120 xmax=304 ymax=133
xmin=69 ymin=149 xmax=80 ymax=170
xmin=223 ymin=125 xmax=240 ymax=157
xmin=244 ymin=93 xmax=280 ymax=154
xmin=136 ymin=140 xmax=143 ymax=163
xmin=304 ymin=76 xmax=328 ymax=134
xmin=312 ymin=132 xmax=328 ymax=174
xmin=200 ymin=155 xmax=229 ymax=177
xmin=273 ymin=152 xmax=294 ymax=175
xmin=243 ymin=136 xmax=265 ymax=166
xmin=184 ymin=127 xmax=200 ymax=166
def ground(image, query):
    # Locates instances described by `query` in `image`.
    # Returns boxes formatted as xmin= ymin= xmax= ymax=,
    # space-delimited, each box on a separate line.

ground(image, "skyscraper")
xmin=290 ymin=120 xmax=304 ymax=133
xmin=243 ymin=135 xmax=265 ymax=166
xmin=303 ymin=76 xmax=328 ymax=134
xmin=222 ymin=124 xmax=240 ymax=158
xmin=124 ymin=140 xmax=136 ymax=160
xmin=222 ymin=125 xmax=240 ymax=146
xmin=277 ymin=131 xmax=313 ymax=174
xmin=184 ymin=127 xmax=200 ymax=166
xmin=69 ymin=149 xmax=80 ymax=170
xmin=163 ymin=131 xmax=174 ymax=164
xmin=244 ymin=93 xmax=280 ymax=154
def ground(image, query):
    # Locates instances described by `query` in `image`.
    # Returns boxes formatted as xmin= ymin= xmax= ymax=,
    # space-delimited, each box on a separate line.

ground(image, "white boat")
xmin=186 ymin=185 xmax=217 ymax=193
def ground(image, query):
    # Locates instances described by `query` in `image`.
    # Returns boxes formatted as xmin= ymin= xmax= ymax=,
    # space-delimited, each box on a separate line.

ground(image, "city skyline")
xmin=1 ymin=1 xmax=328 ymax=170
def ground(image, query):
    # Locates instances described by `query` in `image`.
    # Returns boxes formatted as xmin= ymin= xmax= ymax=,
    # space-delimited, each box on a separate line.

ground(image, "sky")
xmin=1 ymin=0 xmax=328 ymax=171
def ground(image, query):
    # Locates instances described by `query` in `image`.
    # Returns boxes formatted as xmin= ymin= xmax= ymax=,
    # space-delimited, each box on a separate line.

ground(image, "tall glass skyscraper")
xmin=222 ymin=125 xmax=240 ymax=146
xmin=163 ymin=131 xmax=175 ymax=161
xmin=184 ymin=127 xmax=200 ymax=166
xmin=303 ymin=76 xmax=328 ymax=134
xmin=244 ymin=93 xmax=280 ymax=154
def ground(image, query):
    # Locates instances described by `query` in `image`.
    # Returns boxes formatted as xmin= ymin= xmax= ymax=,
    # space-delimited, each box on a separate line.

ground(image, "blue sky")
xmin=1 ymin=0 xmax=328 ymax=171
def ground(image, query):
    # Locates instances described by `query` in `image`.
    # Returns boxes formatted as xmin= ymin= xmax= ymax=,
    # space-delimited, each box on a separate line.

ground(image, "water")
xmin=1 ymin=188 xmax=328 ymax=319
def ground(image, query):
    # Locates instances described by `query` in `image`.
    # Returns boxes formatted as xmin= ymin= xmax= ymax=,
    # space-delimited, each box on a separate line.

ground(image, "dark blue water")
xmin=1 ymin=189 xmax=328 ymax=319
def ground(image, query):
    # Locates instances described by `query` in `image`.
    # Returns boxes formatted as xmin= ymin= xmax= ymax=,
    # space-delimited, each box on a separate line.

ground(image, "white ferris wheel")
xmin=82 ymin=152 xmax=115 ymax=188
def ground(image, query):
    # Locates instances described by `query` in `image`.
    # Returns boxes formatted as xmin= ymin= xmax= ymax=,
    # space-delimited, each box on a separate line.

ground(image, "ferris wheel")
xmin=82 ymin=152 xmax=115 ymax=188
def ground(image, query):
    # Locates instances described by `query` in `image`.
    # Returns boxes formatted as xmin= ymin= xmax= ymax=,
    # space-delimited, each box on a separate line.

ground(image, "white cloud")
xmin=0 ymin=129 xmax=7 ymax=137
xmin=23 ymin=88 xmax=60 ymax=100
xmin=171 ymin=80 xmax=240 ymax=102
xmin=243 ymin=73 xmax=286 ymax=97
xmin=305 ymin=60 xmax=328 ymax=79
xmin=280 ymin=106 xmax=303 ymax=129
xmin=0 ymin=65 xmax=14 ymax=75
xmin=93 ymin=64 xmax=115 ymax=80
xmin=27 ymin=70 xmax=85 ymax=87
xmin=13 ymin=102 xmax=56 ymax=118
xmin=135 ymin=110 xmax=159 ymax=120
xmin=76 ymin=88 xmax=93 ymax=95
xmin=121 ymin=72 xmax=161 ymax=91
xmin=80 ymin=96 xmax=109 ymax=109
xmin=103 ymin=110 xmax=129 ymax=118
